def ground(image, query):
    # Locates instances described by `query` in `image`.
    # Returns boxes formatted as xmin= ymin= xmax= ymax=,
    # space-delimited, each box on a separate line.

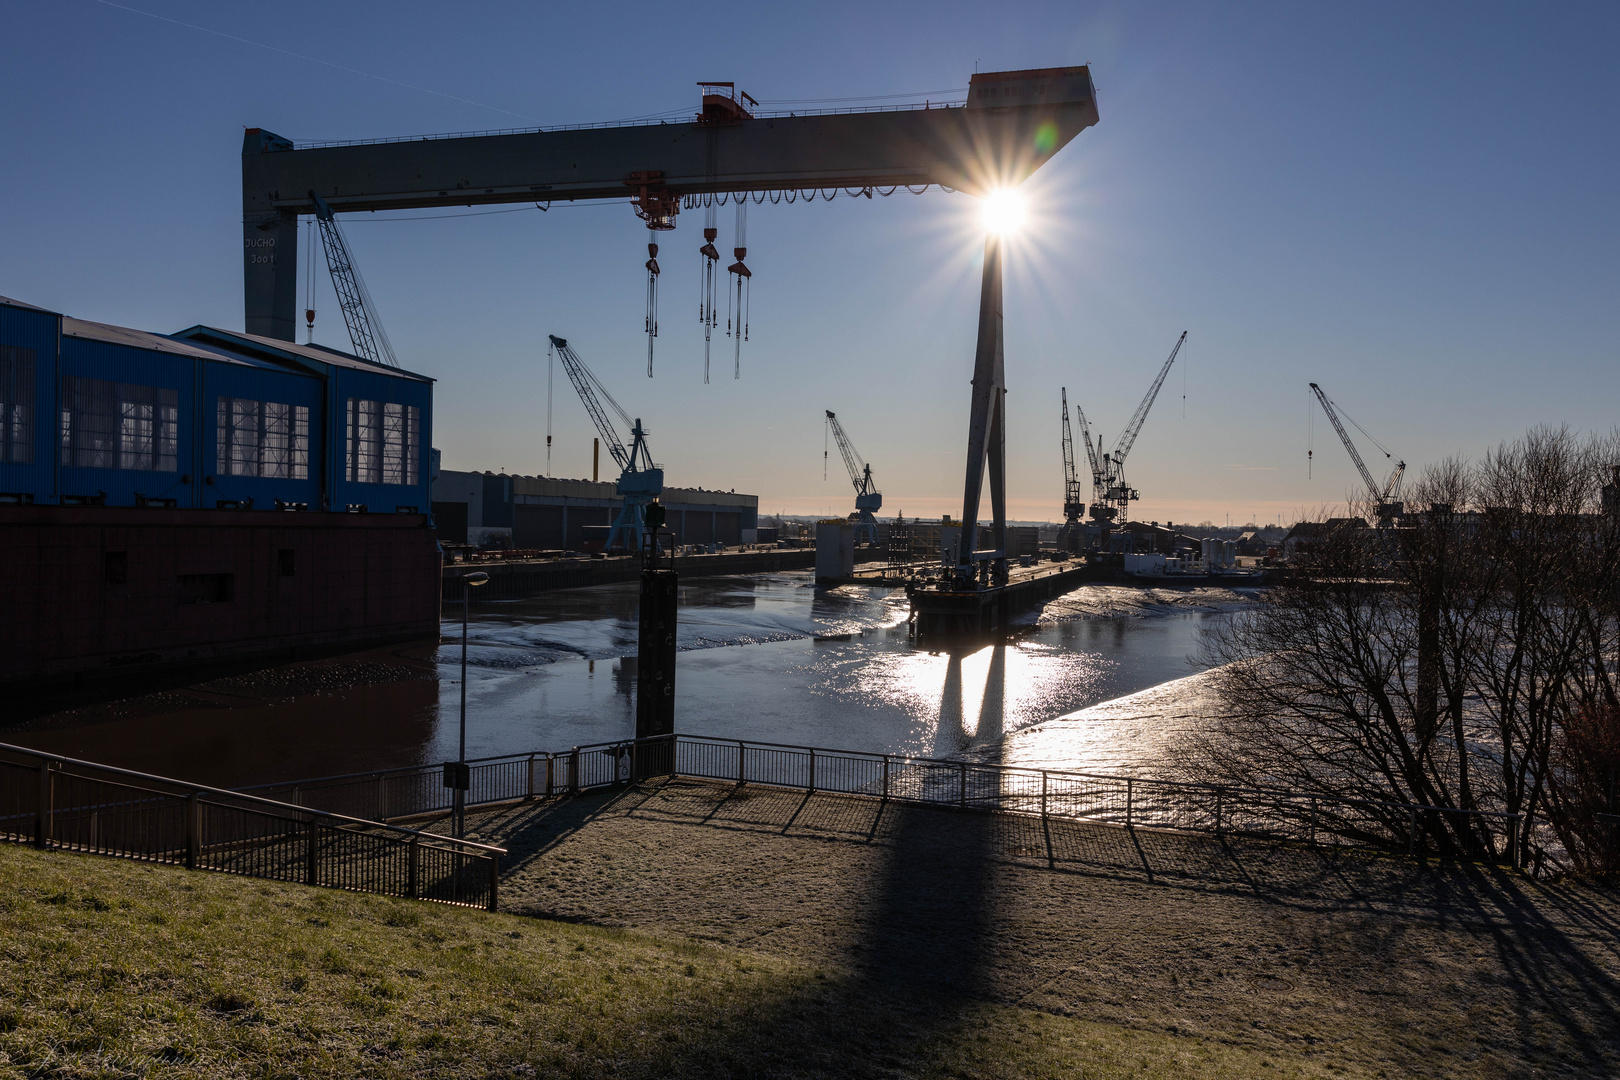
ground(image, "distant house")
xmin=1282 ymin=517 xmax=1367 ymax=557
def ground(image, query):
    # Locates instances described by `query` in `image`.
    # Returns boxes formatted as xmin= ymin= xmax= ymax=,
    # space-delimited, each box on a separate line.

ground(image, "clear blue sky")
xmin=2 ymin=2 xmax=1616 ymax=525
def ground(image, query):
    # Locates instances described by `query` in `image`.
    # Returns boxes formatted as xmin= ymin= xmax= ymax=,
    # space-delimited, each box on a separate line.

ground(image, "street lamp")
xmin=448 ymin=570 xmax=489 ymax=840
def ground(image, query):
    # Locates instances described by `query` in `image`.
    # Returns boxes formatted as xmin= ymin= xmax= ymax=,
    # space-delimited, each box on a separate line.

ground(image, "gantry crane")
xmin=1093 ymin=331 xmax=1186 ymax=522
xmin=549 ymin=335 xmax=664 ymax=552
xmin=309 ymin=192 xmax=397 ymax=367
xmin=1056 ymin=388 xmax=1087 ymax=550
xmin=1308 ymin=382 xmax=1405 ymax=525
xmin=825 ymin=411 xmax=881 ymax=544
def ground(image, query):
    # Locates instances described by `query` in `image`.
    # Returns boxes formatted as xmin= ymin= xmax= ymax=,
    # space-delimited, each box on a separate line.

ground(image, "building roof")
xmin=174 ymin=326 xmax=434 ymax=383
xmin=63 ymin=317 xmax=276 ymax=367
xmin=0 ymin=294 xmax=62 ymax=315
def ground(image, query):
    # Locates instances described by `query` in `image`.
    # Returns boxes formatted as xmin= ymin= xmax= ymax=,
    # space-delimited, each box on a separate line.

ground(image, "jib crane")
xmin=825 ymin=410 xmax=881 ymax=544
xmin=549 ymin=335 xmax=664 ymax=552
xmin=309 ymin=192 xmax=397 ymax=367
xmin=1308 ymin=382 xmax=1405 ymax=525
xmin=1056 ymin=388 xmax=1087 ymax=550
xmin=1095 ymin=331 xmax=1186 ymax=522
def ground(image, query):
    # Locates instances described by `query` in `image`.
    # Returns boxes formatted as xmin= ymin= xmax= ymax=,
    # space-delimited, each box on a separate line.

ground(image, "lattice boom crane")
xmin=1308 ymin=381 xmax=1405 ymax=525
xmin=825 ymin=410 xmax=881 ymax=544
xmin=1057 ymin=388 xmax=1087 ymax=549
xmin=1097 ymin=331 xmax=1185 ymax=522
xmin=550 ymin=335 xmax=663 ymax=552
xmin=309 ymin=192 xmax=397 ymax=368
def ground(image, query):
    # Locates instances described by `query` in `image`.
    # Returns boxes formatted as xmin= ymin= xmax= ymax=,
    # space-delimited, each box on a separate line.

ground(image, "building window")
xmin=0 ymin=345 xmax=35 ymax=464
xmin=346 ymin=397 xmax=418 ymax=486
xmin=216 ymin=397 xmax=309 ymax=479
xmin=60 ymin=377 xmax=177 ymax=472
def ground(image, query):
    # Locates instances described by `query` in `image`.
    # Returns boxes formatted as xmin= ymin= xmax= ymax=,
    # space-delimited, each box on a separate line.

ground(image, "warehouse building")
xmin=0 ymin=294 xmax=440 ymax=691
xmin=432 ymin=469 xmax=758 ymax=550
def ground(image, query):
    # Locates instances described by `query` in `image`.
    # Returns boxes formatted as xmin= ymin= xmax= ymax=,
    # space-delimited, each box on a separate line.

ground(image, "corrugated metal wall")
xmin=1 ymin=299 xmax=434 ymax=514
xmin=0 ymin=302 xmax=59 ymax=504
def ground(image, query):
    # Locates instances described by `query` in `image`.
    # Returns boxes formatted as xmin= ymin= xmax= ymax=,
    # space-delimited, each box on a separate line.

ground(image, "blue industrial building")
xmin=0 ymin=295 xmax=433 ymax=513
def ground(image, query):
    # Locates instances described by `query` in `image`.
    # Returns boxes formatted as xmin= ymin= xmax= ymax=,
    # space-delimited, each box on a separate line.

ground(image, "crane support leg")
xmin=243 ymin=206 xmax=299 ymax=341
xmin=956 ymin=234 xmax=1007 ymax=588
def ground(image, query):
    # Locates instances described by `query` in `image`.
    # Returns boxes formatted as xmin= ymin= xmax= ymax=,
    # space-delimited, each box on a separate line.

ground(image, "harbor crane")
xmin=1309 ymin=382 xmax=1405 ymax=525
xmin=825 ymin=410 xmax=881 ymax=544
xmin=549 ymin=335 xmax=664 ymax=552
xmin=1056 ymin=388 xmax=1087 ymax=549
xmin=1092 ymin=331 xmax=1187 ymax=523
xmin=308 ymin=192 xmax=397 ymax=367
xmin=1070 ymin=397 xmax=1111 ymax=523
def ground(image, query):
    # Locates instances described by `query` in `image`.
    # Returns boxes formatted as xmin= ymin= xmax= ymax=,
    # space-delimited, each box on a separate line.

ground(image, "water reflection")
xmin=8 ymin=574 xmax=1254 ymax=788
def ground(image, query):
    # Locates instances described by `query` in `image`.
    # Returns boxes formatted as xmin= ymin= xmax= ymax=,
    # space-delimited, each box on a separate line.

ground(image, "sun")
xmin=978 ymin=187 xmax=1028 ymax=236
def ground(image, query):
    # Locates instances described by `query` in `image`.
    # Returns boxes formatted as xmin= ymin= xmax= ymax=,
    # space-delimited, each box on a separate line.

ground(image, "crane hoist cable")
xmin=727 ymin=200 xmax=750 ymax=379
xmin=309 ymin=191 xmax=398 ymax=367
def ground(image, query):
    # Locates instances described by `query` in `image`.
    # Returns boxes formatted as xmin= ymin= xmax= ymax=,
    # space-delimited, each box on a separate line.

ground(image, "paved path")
xmin=456 ymin=778 xmax=1620 ymax=1078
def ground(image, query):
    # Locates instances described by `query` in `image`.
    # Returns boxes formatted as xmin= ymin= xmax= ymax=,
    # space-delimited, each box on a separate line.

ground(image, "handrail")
xmin=292 ymin=101 xmax=968 ymax=151
xmin=563 ymin=734 xmax=1525 ymax=825
xmin=0 ymin=742 xmax=505 ymax=855
xmin=237 ymin=751 xmax=538 ymax=793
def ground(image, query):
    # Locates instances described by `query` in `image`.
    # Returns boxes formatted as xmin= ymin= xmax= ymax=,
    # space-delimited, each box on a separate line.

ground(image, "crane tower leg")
xmin=956 ymin=234 xmax=1007 ymax=588
xmin=243 ymin=207 xmax=300 ymax=341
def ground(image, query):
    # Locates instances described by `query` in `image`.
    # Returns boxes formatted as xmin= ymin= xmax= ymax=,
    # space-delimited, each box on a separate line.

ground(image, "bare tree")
xmin=1185 ymin=426 xmax=1620 ymax=872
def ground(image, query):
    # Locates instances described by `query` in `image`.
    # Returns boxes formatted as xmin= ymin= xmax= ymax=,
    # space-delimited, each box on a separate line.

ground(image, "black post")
xmin=636 ymin=502 xmax=677 ymax=778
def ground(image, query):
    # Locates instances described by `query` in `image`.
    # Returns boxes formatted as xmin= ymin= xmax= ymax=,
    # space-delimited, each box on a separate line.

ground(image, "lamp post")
xmin=449 ymin=570 xmax=489 ymax=840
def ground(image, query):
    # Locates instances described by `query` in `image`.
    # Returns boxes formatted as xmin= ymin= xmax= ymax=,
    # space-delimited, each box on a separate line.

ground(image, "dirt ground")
xmin=449 ymin=779 xmax=1620 ymax=1079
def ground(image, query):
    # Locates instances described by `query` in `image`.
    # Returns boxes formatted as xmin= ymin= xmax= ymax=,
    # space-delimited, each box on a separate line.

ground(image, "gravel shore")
xmin=456 ymin=778 xmax=1620 ymax=1079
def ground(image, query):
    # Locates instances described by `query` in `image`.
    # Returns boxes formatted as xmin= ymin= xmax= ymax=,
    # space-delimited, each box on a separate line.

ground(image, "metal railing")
xmin=0 ymin=743 xmax=505 ymax=910
xmin=245 ymin=735 xmax=1524 ymax=868
xmin=293 ymin=101 xmax=967 ymax=151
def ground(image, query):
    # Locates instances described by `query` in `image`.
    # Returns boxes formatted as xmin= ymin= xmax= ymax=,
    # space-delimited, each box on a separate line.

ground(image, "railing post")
xmin=486 ymin=854 xmax=500 ymax=913
xmin=407 ymin=837 xmax=420 ymax=899
xmin=882 ymin=755 xmax=890 ymax=800
xmin=306 ymin=817 xmax=320 ymax=886
xmin=738 ymin=741 xmax=746 ymax=786
xmin=569 ymin=749 xmax=580 ymax=794
xmin=808 ymin=749 xmax=816 ymax=794
xmin=186 ymin=792 xmax=201 ymax=869
xmin=1125 ymin=779 xmax=1134 ymax=828
xmin=959 ymin=762 xmax=967 ymax=808
xmin=1041 ymin=771 xmax=1048 ymax=821
xmin=628 ymin=740 xmax=638 ymax=784
xmin=35 ymin=759 xmax=52 ymax=850
xmin=527 ymin=754 xmax=536 ymax=800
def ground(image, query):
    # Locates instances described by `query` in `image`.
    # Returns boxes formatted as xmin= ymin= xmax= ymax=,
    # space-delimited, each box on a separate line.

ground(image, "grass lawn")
xmin=0 ymin=843 xmax=1372 ymax=1079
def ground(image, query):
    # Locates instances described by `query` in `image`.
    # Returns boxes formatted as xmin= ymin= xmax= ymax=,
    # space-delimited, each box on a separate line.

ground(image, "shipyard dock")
xmin=906 ymin=561 xmax=1093 ymax=638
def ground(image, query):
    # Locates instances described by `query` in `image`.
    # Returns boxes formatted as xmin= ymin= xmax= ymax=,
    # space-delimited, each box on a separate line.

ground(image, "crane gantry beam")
xmin=242 ymin=68 xmax=1098 ymax=339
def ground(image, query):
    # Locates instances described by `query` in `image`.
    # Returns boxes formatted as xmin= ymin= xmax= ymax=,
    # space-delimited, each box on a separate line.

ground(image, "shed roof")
xmin=0 ymin=294 xmax=62 ymax=315
xmin=173 ymin=326 xmax=433 ymax=383
xmin=63 ymin=317 xmax=271 ymax=367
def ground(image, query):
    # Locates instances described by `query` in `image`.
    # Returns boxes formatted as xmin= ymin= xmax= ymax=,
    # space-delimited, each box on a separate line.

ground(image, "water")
xmin=7 ymin=571 xmax=1255 ymax=788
